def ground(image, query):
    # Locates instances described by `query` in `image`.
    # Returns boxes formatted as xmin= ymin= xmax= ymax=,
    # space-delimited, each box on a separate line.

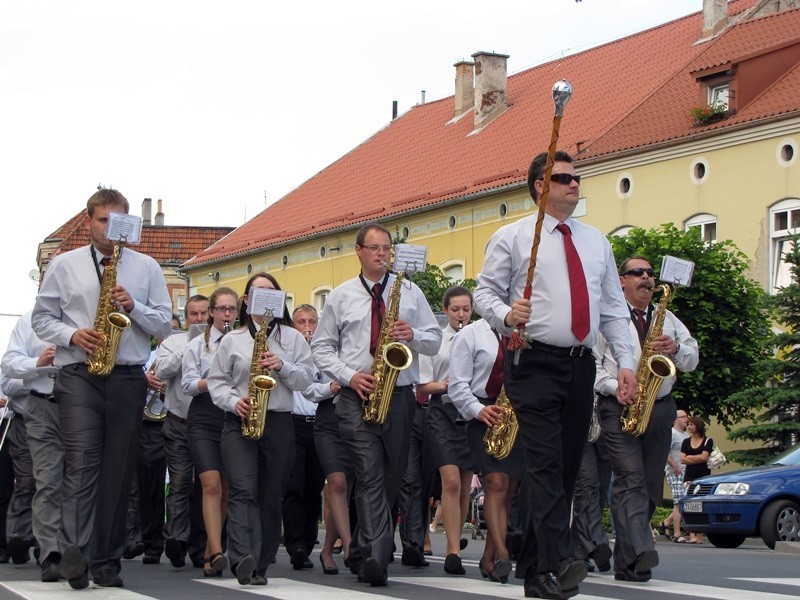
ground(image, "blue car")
xmin=679 ymin=443 xmax=800 ymax=549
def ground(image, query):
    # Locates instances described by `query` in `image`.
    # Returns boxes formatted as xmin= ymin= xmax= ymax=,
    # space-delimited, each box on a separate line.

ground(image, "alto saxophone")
xmin=483 ymin=386 xmax=519 ymax=459
xmin=620 ymin=284 xmax=677 ymax=436
xmin=363 ymin=272 xmax=413 ymax=424
xmin=242 ymin=313 xmax=277 ymax=440
xmin=87 ymin=244 xmax=131 ymax=376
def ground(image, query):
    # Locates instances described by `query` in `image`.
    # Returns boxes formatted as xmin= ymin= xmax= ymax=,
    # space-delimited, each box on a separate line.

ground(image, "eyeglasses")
xmin=359 ymin=244 xmax=392 ymax=253
xmin=677 ymin=414 xmax=689 ymax=419
xmin=622 ymin=267 xmax=656 ymax=278
xmin=214 ymin=306 xmax=239 ymax=314
xmin=549 ymin=173 xmax=581 ymax=185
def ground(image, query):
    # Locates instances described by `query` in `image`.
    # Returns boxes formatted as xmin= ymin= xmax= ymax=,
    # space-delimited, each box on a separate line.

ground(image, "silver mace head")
xmin=553 ymin=80 xmax=573 ymax=117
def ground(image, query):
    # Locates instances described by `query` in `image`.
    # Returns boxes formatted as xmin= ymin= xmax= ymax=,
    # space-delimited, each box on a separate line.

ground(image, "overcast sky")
xmin=0 ymin=0 xmax=703 ymax=357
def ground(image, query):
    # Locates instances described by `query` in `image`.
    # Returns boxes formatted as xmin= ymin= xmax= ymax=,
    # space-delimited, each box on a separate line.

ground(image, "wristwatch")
xmin=674 ymin=342 xmax=681 ymax=355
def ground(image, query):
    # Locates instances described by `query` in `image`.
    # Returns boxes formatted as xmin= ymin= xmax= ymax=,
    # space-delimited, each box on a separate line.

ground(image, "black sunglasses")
xmin=622 ymin=267 xmax=656 ymax=277
xmin=549 ymin=173 xmax=581 ymax=185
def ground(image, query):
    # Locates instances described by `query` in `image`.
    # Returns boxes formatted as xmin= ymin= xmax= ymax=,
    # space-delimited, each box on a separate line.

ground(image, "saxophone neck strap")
xmin=90 ymin=244 xmax=121 ymax=286
xmin=359 ymin=271 xmax=390 ymax=301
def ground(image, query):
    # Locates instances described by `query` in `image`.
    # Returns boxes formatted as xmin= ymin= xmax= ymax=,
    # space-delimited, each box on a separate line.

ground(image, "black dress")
xmin=681 ymin=436 xmax=712 ymax=482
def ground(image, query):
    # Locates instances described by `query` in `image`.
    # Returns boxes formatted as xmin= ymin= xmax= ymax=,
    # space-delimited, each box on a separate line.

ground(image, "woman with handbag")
xmin=680 ymin=416 xmax=712 ymax=544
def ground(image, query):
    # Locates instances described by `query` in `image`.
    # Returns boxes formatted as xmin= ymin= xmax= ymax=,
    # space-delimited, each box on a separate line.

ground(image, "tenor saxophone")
xmin=620 ymin=284 xmax=677 ymax=436
xmin=363 ymin=272 xmax=413 ymax=424
xmin=242 ymin=314 xmax=277 ymax=440
xmin=87 ymin=244 xmax=132 ymax=376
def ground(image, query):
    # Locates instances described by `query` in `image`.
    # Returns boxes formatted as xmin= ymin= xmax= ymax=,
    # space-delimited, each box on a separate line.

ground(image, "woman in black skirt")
xmin=449 ymin=318 xmax=524 ymax=585
xmin=182 ymin=287 xmax=238 ymax=577
xmin=418 ymin=286 xmax=474 ymax=575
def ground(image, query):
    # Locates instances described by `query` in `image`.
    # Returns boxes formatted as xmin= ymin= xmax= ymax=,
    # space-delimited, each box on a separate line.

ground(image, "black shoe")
xmin=443 ymin=553 xmax=466 ymax=575
xmin=164 ymin=538 xmax=186 ymax=568
xmin=332 ymin=544 xmax=343 ymax=555
xmin=250 ymin=575 xmax=267 ymax=585
xmin=492 ymin=557 xmax=512 ymax=582
xmin=401 ymin=544 xmax=428 ymax=567
xmin=7 ymin=534 xmax=30 ymax=565
xmin=143 ymin=552 xmax=161 ymax=564
xmin=41 ymin=554 xmax=62 ymax=583
xmin=290 ymin=549 xmax=309 ymax=571
xmin=33 ymin=545 xmax=41 ymax=566
xmin=93 ymin=570 xmax=124 ymax=587
xmin=556 ymin=557 xmax=588 ymax=591
xmin=586 ymin=559 xmax=595 ymax=573
xmin=633 ymin=549 xmax=658 ymax=575
xmin=359 ymin=557 xmax=387 ymax=587
xmin=459 ymin=537 xmax=468 ymax=551
xmin=524 ymin=572 xmax=562 ymax=599
xmin=236 ymin=555 xmax=256 ymax=585
xmin=614 ymin=568 xmax=652 ymax=582
xmin=190 ymin=552 xmax=206 ymax=569
xmin=319 ymin=553 xmax=339 ymax=575
xmin=123 ymin=541 xmax=145 ymax=560
xmin=592 ymin=543 xmax=612 ymax=572
xmin=60 ymin=546 xmax=89 ymax=589
xmin=0 ymin=551 xmax=9 ymax=564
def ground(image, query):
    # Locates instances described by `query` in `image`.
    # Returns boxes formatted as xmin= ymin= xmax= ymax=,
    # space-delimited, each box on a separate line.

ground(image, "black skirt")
xmin=314 ymin=398 xmax=353 ymax=477
xmin=426 ymin=395 xmax=476 ymax=471
xmin=466 ymin=397 xmax=525 ymax=479
xmin=188 ymin=392 xmax=225 ymax=474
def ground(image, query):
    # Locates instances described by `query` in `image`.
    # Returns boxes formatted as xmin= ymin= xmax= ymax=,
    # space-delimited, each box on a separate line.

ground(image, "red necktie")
xmin=632 ymin=308 xmax=647 ymax=346
xmin=100 ymin=256 xmax=110 ymax=267
xmin=369 ymin=283 xmax=385 ymax=355
xmin=485 ymin=336 xmax=507 ymax=399
xmin=555 ymin=223 xmax=590 ymax=342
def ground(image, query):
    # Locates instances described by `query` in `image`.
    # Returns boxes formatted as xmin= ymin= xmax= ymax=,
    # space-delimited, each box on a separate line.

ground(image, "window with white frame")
xmin=685 ymin=213 xmax=717 ymax=244
xmin=442 ymin=260 xmax=465 ymax=283
xmin=709 ymin=84 xmax=729 ymax=109
xmin=770 ymin=199 xmax=800 ymax=292
xmin=285 ymin=293 xmax=295 ymax=316
xmin=609 ymin=226 xmax=633 ymax=237
xmin=177 ymin=294 xmax=186 ymax=323
xmin=313 ymin=287 xmax=331 ymax=312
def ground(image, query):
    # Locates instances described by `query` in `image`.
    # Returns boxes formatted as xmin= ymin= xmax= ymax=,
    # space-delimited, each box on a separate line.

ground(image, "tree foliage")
xmin=609 ymin=224 xmax=770 ymax=429
xmin=725 ymin=234 xmax=800 ymax=466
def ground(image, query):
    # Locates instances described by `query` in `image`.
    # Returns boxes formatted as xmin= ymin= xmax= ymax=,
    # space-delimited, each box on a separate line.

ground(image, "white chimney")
xmin=702 ymin=0 xmax=728 ymax=39
xmin=142 ymin=198 xmax=152 ymax=225
xmin=454 ymin=60 xmax=475 ymax=117
xmin=155 ymin=199 xmax=164 ymax=226
xmin=472 ymin=51 xmax=510 ymax=129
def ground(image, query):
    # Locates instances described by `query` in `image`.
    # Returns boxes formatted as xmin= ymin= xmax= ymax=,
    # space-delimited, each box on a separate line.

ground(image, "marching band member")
xmin=311 ymin=223 xmax=441 ymax=587
xmin=448 ymin=318 xmax=524 ymax=585
xmin=182 ymin=287 xmax=238 ymax=578
xmin=418 ymin=286 xmax=474 ymax=575
xmin=207 ymin=272 xmax=314 ymax=586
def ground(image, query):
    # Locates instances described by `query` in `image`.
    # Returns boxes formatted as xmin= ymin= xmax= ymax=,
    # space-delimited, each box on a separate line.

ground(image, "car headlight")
xmin=714 ymin=482 xmax=749 ymax=495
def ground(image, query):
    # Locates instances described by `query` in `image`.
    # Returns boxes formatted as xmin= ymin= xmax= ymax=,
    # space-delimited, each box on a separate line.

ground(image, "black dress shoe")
xmin=614 ymin=568 xmax=652 ymax=582
xmin=633 ymin=549 xmax=658 ymax=575
xmin=93 ymin=570 xmax=124 ymax=587
xmin=524 ymin=572 xmax=562 ymax=599
xmin=0 ymin=551 xmax=10 ymax=564
xmin=7 ymin=534 xmax=30 ymax=564
xmin=401 ymin=544 xmax=428 ymax=567
xmin=556 ymin=557 xmax=588 ymax=591
xmin=250 ymin=575 xmax=268 ymax=585
xmin=592 ymin=543 xmax=612 ymax=572
xmin=290 ymin=549 xmax=309 ymax=570
xmin=123 ymin=541 xmax=145 ymax=560
xmin=236 ymin=555 xmax=256 ymax=585
xmin=143 ymin=552 xmax=161 ymax=564
xmin=40 ymin=554 xmax=61 ymax=583
xmin=443 ymin=553 xmax=466 ymax=575
xmin=164 ymin=538 xmax=186 ymax=568
xmin=60 ymin=546 xmax=88 ymax=589
xmin=359 ymin=557 xmax=387 ymax=587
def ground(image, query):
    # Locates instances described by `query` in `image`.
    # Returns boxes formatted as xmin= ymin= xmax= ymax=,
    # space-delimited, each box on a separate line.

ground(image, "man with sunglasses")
xmin=475 ymin=150 xmax=636 ymax=600
xmin=595 ymin=256 xmax=698 ymax=582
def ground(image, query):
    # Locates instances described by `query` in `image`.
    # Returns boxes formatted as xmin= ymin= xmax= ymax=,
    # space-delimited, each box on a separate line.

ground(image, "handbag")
xmin=708 ymin=445 xmax=727 ymax=469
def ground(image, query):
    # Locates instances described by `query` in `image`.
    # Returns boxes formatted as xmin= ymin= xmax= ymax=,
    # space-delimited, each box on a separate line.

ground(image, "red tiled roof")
xmin=186 ymin=0 xmax=766 ymax=268
xmin=44 ymin=210 xmax=234 ymax=266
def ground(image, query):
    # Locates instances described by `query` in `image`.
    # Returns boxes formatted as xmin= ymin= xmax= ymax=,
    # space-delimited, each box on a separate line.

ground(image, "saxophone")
xmin=87 ymin=244 xmax=132 ymax=376
xmin=242 ymin=315 xmax=277 ymax=440
xmin=620 ymin=284 xmax=677 ymax=436
xmin=483 ymin=386 xmax=519 ymax=459
xmin=363 ymin=273 xmax=413 ymax=424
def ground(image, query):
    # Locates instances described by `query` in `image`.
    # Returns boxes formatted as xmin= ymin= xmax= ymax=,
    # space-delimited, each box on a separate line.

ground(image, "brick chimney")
xmin=702 ymin=0 xmax=728 ymax=39
xmin=454 ymin=60 xmax=475 ymax=117
xmin=472 ymin=51 xmax=510 ymax=129
xmin=155 ymin=199 xmax=164 ymax=226
xmin=142 ymin=198 xmax=152 ymax=225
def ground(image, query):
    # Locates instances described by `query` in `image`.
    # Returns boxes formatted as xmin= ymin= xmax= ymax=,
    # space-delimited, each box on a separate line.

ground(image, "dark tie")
xmin=485 ymin=336 xmax=507 ymax=399
xmin=100 ymin=256 xmax=110 ymax=267
xmin=369 ymin=283 xmax=385 ymax=355
xmin=555 ymin=223 xmax=590 ymax=342
xmin=632 ymin=308 xmax=647 ymax=346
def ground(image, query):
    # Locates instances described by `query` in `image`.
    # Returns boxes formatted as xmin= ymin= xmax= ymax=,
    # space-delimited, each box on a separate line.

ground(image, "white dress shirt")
xmin=32 ymin=245 xmax=172 ymax=367
xmin=311 ymin=273 xmax=442 ymax=387
xmin=182 ymin=327 xmax=225 ymax=398
xmin=2 ymin=311 xmax=58 ymax=398
xmin=155 ymin=331 xmax=193 ymax=420
xmin=474 ymin=212 xmax=635 ymax=371
xmin=419 ymin=323 xmax=459 ymax=404
xmin=448 ymin=319 xmax=501 ymax=421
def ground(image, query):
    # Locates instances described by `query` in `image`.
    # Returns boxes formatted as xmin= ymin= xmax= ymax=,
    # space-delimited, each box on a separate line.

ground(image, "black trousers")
xmin=505 ymin=346 xmax=595 ymax=578
xmin=570 ymin=437 xmax=611 ymax=560
xmin=126 ymin=421 xmax=166 ymax=555
xmin=0 ymin=419 xmax=13 ymax=555
xmin=336 ymin=385 xmax=414 ymax=571
xmin=397 ymin=402 xmax=434 ymax=551
xmin=55 ymin=363 xmax=146 ymax=576
xmin=282 ymin=416 xmax=325 ymax=556
xmin=162 ymin=414 xmax=195 ymax=547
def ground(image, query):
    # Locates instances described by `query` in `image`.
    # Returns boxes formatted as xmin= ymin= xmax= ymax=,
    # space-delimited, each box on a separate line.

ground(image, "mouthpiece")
xmin=304 ymin=330 xmax=313 ymax=342
xmin=223 ymin=322 xmax=232 ymax=333
xmin=553 ymin=80 xmax=573 ymax=118
xmin=457 ymin=321 xmax=463 ymax=330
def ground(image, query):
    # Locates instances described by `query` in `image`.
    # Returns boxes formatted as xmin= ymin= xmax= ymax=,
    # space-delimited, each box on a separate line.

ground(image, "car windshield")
xmin=770 ymin=443 xmax=800 ymax=466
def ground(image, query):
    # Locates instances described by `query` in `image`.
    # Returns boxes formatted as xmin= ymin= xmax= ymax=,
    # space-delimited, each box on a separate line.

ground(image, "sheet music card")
xmin=660 ymin=255 xmax=695 ymax=287
xmin=105 ymin=212 xmax=143 ymax=244
xmin=248 ymin=287 xmax=286 ymax=318
xmin=393 ymin=243 xmax=428 ymax=275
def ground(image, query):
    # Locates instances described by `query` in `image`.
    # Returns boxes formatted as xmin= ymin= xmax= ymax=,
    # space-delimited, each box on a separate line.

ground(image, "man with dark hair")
xmin=475 ymin=151 xmax=636 ymax=600
xmin=32 ymin=188 xmax=172 ymax=589
xmin=312 ymin=222 xmax=441 ymax=586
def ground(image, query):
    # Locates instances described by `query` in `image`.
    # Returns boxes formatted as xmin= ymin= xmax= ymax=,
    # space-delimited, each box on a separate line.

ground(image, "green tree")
xmin=726 ymin=234 xmax=800 ymax=466
xmin=610 ymin=224 xmax=770 ymax=428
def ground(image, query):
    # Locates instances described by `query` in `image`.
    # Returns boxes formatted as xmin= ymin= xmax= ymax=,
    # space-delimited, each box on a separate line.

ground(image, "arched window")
xmin=609 ymin=225 xmax=633 ymax=237
xmin=684 ymin=213 xmax=717 ymax=244
xmin=770 ymin=199 xmax=800 ymax=293
xmin=441 ymin=259 xmax=465 ymax=283
xmin=312 ymin=285 xmax=332 ymax=311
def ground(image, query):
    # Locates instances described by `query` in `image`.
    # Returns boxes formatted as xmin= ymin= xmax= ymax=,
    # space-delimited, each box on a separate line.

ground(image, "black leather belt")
xmin=529 ymin=340 xmax=592 ymax=358
xmin=29 ymin=390 xmax=56 ymax=402
xmin=166 ymin=411 xmax=188 ymax=425
xmin=294 ymin=415 xmax=315 ymax=423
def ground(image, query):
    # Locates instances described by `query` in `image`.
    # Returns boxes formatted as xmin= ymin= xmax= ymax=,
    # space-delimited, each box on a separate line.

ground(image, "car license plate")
xmin=683 ymin=501 xmax=703 ymax=513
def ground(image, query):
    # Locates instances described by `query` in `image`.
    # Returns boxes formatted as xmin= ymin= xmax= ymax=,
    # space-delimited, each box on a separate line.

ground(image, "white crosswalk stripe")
xmin=0 ymin=580 xmax=158 ymax=599
xmin=199 ymin=577 xmax=399 ymax=599
xmin=391 ymin=576 xmax=610 ymax=599
xmin=589 ymin=574 xmax=800 ymax=600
